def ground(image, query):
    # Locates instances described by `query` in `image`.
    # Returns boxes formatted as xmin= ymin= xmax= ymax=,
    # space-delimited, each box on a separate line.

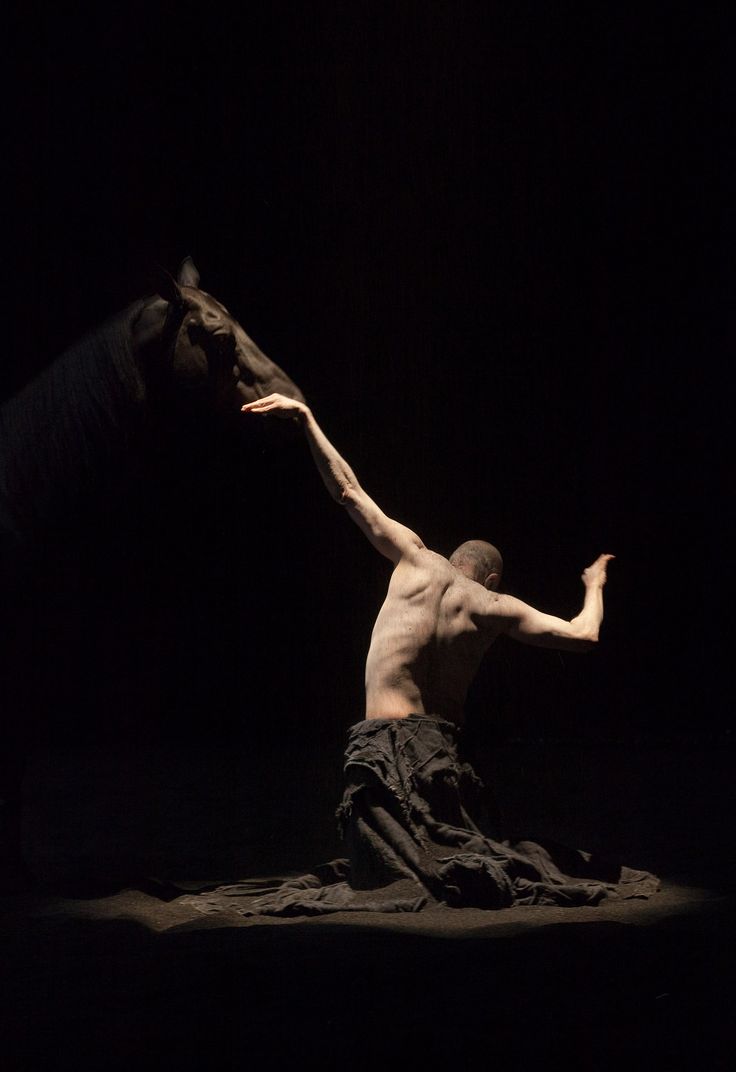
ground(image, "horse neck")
xmin=0 ymin=302 xmax=151 ymax=544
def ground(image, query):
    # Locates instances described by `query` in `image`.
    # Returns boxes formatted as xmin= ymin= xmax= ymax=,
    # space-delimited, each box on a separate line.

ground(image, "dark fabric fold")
xmin=179 ymin=715 xmax=660 ymax=917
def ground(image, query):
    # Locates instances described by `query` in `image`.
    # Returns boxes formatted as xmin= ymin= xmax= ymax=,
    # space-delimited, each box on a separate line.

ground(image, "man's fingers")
xmin=241 ymin=392 xmax=284 ymax=413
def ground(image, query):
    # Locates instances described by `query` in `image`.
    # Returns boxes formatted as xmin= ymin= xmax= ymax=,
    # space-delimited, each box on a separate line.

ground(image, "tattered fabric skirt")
xmin=180 ymin=715 xmax=660 ymax=917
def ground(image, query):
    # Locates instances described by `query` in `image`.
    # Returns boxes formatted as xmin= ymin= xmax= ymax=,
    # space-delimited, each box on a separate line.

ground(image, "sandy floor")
xmin=0 ymin=872 xmax=725 ymax=934
xmin=2 ymin=871 xmax=733 ymax=1069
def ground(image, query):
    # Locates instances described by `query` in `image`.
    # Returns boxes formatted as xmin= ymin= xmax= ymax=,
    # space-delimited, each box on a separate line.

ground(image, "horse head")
xmin=133 ymin=257 xmax=305 ymax=421
xmin=0 ymin=257 xmax=306 ymax=554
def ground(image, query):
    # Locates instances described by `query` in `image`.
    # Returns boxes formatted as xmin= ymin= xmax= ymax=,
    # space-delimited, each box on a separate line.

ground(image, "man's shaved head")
xmin=449 ymin=540 xmax=504 ymax=590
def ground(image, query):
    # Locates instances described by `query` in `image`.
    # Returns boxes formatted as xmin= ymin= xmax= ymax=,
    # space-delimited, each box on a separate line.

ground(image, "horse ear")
xmin=177 ymin=256 xmax=201 ymax=288
xmin=152 ymin=266 xmax=183 ymax=304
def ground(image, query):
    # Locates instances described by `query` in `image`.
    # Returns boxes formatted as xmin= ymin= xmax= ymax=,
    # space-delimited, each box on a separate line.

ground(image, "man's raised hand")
xmin=241 ymin=393 xmax=308 ymax=420
xmin=582 ymin=553 xmax=615 ymax=589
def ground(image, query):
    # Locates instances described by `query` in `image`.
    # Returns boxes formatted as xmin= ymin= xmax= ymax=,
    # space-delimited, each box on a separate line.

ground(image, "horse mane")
xmin=0 ymin=299 xmax=152 ymax=546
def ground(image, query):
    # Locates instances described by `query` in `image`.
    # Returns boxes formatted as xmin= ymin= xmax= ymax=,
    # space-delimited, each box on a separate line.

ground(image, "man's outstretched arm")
xmin=490 ymin=554 xmax=614 ymax=652
xmin=241 ymin=393 xmax=423 ymax=564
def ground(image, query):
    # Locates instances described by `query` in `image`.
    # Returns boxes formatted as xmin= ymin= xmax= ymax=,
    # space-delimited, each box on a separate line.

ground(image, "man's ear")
xmin=484 ymin=572 xmax=500 ymax=591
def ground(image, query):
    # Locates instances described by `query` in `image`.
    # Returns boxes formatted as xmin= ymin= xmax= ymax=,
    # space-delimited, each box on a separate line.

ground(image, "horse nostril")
xmin=238 ymin=364 xmax=256 ymax=386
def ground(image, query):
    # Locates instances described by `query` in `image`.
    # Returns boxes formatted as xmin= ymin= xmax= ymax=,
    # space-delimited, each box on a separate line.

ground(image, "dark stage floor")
xmin=2 ymin=867 xmax=733 ymax=1070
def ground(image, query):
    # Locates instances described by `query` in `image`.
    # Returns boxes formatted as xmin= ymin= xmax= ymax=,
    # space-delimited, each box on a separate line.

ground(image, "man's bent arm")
xmin=492 ymin=554 xmax=614 ymax=652
xmin=241 ymin=393 xmax=423 ymax=563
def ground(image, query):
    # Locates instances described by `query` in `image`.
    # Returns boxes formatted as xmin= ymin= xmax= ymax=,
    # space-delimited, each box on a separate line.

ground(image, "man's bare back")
xmin=242 ymin=393 xmax=613 ymax=727
xmin=365 ymin=549 xmax=501 ymax=723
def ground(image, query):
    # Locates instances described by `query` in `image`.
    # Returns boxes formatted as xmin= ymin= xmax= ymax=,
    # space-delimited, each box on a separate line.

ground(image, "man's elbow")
xmin=574 ymin=630 xmax=599 ymax=651
xmin=323 ymin=479 xmax=354 ymax=506
xmin=340 ymin=484 xmax=361 ymax=508
xmin=560 ymin=620 xmax=600 ymax=651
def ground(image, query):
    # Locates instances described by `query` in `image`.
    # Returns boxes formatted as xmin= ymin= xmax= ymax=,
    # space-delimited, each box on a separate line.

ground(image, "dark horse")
xmin=0 ymin=256 xmax=304 ymax=556
xmin=0 ymin=258 xmax=305 ymax=885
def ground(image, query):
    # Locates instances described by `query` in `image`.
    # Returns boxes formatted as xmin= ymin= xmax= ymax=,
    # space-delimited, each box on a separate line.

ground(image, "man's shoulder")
xmin=389 ymin=546 xmax=455 ymax=590
xmin=452 ymin=572 xmax=505 ymax=618
xmin=398 ymin=545 xmax=452 ymax=573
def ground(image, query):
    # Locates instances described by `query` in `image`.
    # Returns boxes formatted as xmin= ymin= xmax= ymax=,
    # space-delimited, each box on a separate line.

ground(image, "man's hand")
xmin=241 ymin=393 xmax=309 ymax=420
xmin=582 ymin=554 xmax=615 ymax=589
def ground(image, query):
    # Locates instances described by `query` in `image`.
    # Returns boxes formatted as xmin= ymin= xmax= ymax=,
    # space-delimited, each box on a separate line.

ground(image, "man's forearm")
xmin=241 ymin=393 xmax=363 ymax=504
xmin=568 ymin=554 xmax=613 ymax=643
xmin=568 ymin=583 xmax=605 ymax=643
xmin=299 ymin=407 xmax=361 ymax=505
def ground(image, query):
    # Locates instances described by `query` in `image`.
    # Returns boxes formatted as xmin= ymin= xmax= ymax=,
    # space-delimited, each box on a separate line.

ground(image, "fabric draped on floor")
xmin=178 ymin=715 xmax=660 ymax=917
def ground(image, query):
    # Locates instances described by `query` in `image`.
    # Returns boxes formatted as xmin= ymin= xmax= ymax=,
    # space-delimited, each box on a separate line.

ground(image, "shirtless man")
xmin=234 ymin=394 xmax=655 ymax=914
xmin=242 ymin=392 xmax=613 ymax=726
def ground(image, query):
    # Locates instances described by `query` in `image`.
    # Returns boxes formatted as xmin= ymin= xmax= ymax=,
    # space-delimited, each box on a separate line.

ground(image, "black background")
xmin=3 ymin=4 xmax=733 ymax=878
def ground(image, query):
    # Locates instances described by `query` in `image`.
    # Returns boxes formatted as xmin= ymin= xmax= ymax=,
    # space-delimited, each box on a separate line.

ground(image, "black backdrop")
xmin=3 ymin=5 xmax=732 ymax=877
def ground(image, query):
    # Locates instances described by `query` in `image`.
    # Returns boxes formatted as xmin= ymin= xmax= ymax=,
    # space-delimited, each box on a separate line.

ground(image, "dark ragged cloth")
xmin=179 ymin=715 xmax=660 ymax=917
